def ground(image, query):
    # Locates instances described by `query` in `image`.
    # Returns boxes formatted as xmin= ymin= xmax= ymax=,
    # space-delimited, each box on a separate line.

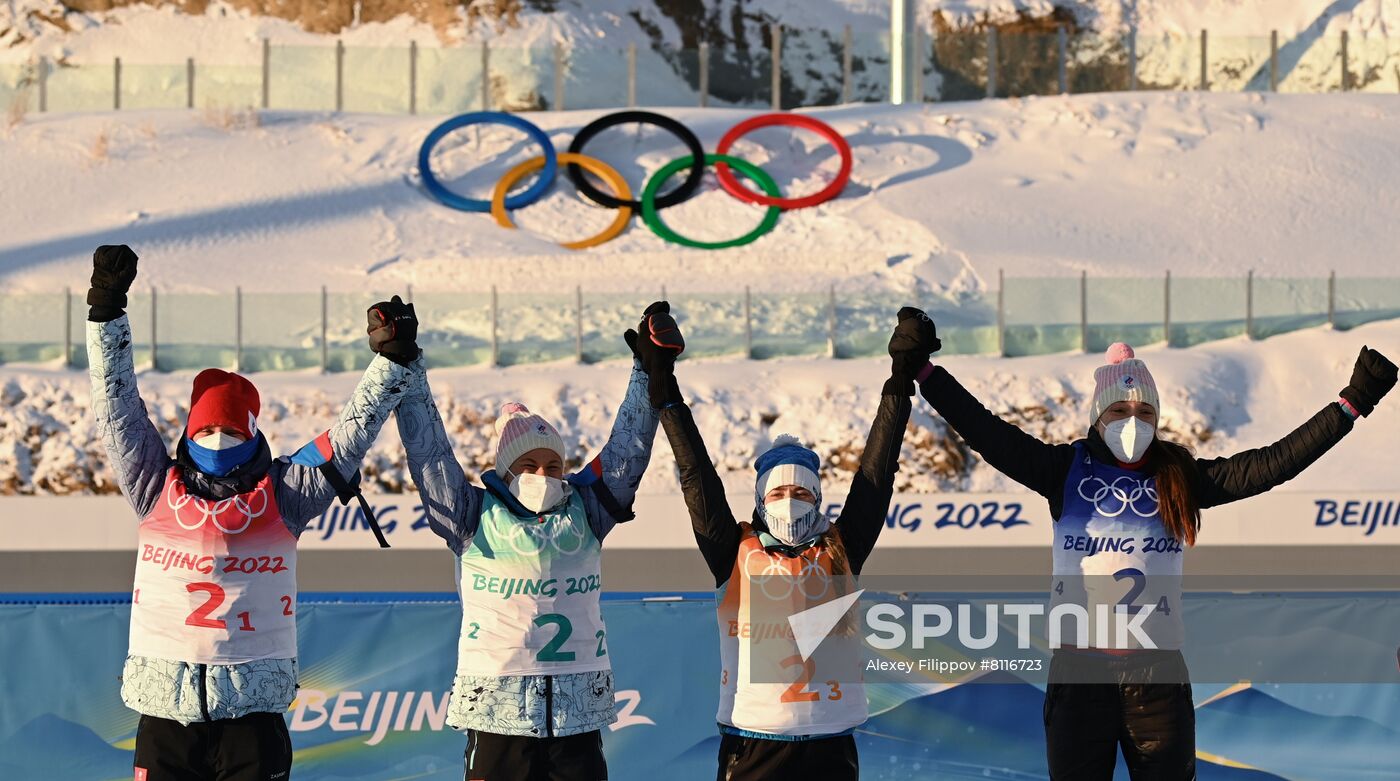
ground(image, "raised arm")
xmin=835 ymin=308 xmax=930 ymax=573
xmin=395 ymin=360 xmax=477 ymax=554
xmin=85 ymin=246 xmax=171 ymax=519
xmin=1196 ymin=347 xmax=1395 ymax=509
xmin=917 ymin=364 xmax=1073 ymax=500
xmin=572 ymin=359 xmax=659 ymax=540
xmin=661 ymin=402 xmax=742 ymax=586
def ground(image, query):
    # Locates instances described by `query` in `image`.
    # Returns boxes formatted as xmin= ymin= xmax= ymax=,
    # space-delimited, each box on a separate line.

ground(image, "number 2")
xmin=185 ymin=582 xmax=226 ymax=629
xmin=779 ymin=655 xmax=820 ymax=703
xmin=1114 ymin=567 xmax=1147 ymax=610
xmin=534 ymin=614 xmax=575 ymax=662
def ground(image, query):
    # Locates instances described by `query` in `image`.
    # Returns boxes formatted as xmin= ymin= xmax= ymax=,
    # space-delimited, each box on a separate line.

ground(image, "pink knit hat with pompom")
xmin=493 ymin=402 xmax=566 ymax=478
xmin=1090 ymin=343 xmax=1160 ymax=425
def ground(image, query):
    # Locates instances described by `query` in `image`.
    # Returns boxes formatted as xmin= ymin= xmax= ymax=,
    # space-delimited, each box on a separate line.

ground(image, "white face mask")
xmin=509 ymin=471 xmax=568 ymax=514
xmin=1101 ymin=416 xmax=1155 ymax=463
xmin=761 ymin=498 xmax=827 ymax=547
xmin=194 ymin=431 xmax=246 ymax=450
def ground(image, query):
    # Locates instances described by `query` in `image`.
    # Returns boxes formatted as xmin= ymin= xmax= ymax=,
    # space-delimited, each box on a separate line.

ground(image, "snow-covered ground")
xmin=4 ymin=319 xmax=1397 ymax=496
xmin=2 ymin=94 xmax=1399 ymax=297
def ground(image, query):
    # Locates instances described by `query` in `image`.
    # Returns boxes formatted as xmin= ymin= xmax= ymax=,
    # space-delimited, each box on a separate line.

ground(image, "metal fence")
xmin=2 ymin=27 xmax=1398 ymax=117
xmin=4 ymin=273 xmax=1398 ymax=372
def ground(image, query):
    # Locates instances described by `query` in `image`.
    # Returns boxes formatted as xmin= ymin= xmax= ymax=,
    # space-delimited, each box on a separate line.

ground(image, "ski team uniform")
xmin=89 ymin=314 xmax=416 ymax=780
xmin=917 ymin=363 xmax=1359 ymax=780
xmin=659 ymin=390 xmax=911 ymax=781
xmin=395 ymin=362 xmax=658 ymax=780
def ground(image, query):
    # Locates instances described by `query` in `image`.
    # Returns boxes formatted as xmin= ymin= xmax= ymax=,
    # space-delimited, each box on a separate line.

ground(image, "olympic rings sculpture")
xmin=417 ymin=109 xmax=852 ymax=251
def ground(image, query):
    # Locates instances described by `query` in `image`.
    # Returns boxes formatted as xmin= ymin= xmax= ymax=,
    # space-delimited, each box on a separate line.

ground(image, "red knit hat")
xmin=187 ymin=369 xmax=260 ymax=440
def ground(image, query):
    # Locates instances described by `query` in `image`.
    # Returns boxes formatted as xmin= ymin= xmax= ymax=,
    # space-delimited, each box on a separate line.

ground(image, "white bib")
xmin=129 ymin=468 xmax=298 ymax=664
xmin=716 ymin=524 xmax=867 ymax=736
xmin=455 ymin=491 xmax=609 ymax=677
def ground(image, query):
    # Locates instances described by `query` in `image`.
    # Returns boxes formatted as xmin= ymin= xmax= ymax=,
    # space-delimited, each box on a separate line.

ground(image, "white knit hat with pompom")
xmin=494 ymin=402 xmax=566 ymax=478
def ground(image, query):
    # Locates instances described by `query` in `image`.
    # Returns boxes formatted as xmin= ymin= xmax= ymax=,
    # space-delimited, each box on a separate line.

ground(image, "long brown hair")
xmin=1148 ymin=437 xmax=1201 ymax=545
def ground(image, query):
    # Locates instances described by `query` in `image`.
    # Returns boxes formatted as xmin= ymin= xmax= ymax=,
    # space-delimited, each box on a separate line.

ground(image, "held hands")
xmin=624 ymin=301 xmax=686 ymax=408
xmin=1340 ymin=345 xmax=1397 ymax=417
xmin=885 ymin=306 xmax=941 ymax=396
xmin=88 ymin=244 xmax=139 ymax=321
xmin=366 ymin=295 xmax=420 ymax=366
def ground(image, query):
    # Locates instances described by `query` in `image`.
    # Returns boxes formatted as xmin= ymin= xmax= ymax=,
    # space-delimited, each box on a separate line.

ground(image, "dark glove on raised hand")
xmin=1340 ymin=345 xmax=1397 ymax=417
xmin=884 ymin=306 xmax=941 ymax=396
xmin=624 ymin=301 xmax=686 ymax=408
xmin=367 ymin=295 xmax=419 ymax=366
xmin=87 ymin=244 xmax=140 ymax=322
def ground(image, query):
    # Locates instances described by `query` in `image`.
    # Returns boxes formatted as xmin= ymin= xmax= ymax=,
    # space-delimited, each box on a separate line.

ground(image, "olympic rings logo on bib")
xmin=504 ymin=518 xmax=588 ymax=556
xmin=417 ymin=110 xmax=852 ymax=251
xmin=743 ymin=545 xmax=834 ymax=602
xmin=1076 ymin=476 xmax=1160 ymax=518
xmin=165 ymin=478 xmax=269 ymax=535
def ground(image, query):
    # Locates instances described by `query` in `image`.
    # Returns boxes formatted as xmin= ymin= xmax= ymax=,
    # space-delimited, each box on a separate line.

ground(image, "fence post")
xmin=986 ymin=28 xmax=998 ymax=98
xmin=150 ymin=286 xmax=158 ymax=371
xmin=553 ymin=44 xmax=565 ymax=111
xmin=1164 ymin=270 xmax=1172 ymax=347
xmin=1245 ymin=269 xmax=1254 ymax=340
xmin=744 ymin=286 xmax=753 ymax=359
xmin=842 ymin=25 xmax=853 ymax=103
xmin=1327 ymin=270 xmax=1336 ymax=328
xmin=1128 ymin=25 xmax=1138 ymax=91
xmin=997 ymin=269 xmax=1005 ymax=357
xmin=262 ymin=38 xmax=270 ymax=109
xmin=409 ymin=41 xmax=418 ymax=115
xmin=827 ymin=285 xmax=837 ymax=358
xmin=698 ymin=43 xmax=709 ymax=107
xmin=63 ymin=286 xmax=71 ymax=367
xmin=575 ymin=286 xmax=583 ymax=363
xmin=1058 ymin=25 xmax=1068 ymax=94
xmin=1080 ymin=271 xmax=1088 ymax=352
xmin=187 ymin=57 xmax=195 ymax=109
xmin=114 ymin=56 xmax=121 ymax=110
xmin=911 ymin=21 xmax=924 ymax=103
xmin=627 ymin=43 xmax=637 ymax=108
xmin=1340 ymin=31 xmax=1350 ymax=91
xmin=770 ymin=24 xmax=782 ymax=110
xmin=490 ymin=286 xmax=499 ymax=367
xmin=38 ymin=56 xmax=48 ymax=112
xmin=235 ymin=286 xmax=243 ymax=372
xmin=1199 ymin=29 xmax=1208 ymax=91
xmin=320 ymin=286 xmax=328 ymax=371
xmin=1270 ymin=30 xmax=1279 ymax=91
xmin=481 ymin=42 xmax=490 ymax=110
xmin=335 ymin=39 xmax=344 ymax=112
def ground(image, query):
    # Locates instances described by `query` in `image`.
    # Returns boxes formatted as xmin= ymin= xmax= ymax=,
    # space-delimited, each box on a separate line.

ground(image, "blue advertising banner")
xmin=2 ymin=594 xmax=1399 ymax=781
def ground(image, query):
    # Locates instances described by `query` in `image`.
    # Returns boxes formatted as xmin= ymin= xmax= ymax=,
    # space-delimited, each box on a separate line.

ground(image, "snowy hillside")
xmin=4 ymin=319 xmax=1397 ymax=496
xmin=2 ymin=94 xmax=1400 ymax=295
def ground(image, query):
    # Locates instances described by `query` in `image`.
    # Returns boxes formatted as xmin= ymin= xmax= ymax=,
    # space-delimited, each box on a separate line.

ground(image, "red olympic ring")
xmin=714 ymin=113 xmax=853 ymax=211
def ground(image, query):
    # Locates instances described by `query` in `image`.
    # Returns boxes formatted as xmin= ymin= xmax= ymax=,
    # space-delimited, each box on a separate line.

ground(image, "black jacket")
xmin=917 ymin=364 xmax=1355 ymax=519
xmin=660 ymin=388 xmax=912 ymax=587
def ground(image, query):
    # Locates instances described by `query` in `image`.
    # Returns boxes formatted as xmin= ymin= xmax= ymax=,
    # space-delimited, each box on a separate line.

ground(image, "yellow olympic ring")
xmin=490 ymin=153 xmax=633 ymax=250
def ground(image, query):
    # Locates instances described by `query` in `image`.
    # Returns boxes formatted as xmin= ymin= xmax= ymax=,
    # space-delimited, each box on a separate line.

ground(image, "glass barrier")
xmin=562 ymin=46 xmax=629 ymax=110
xmin=239 ymin=292 xmax=323 ymax=371
xmin=707 ymin=45 xmax=772 ymax=109
xmin=411 ymin=291 xmax=493 ymax=367
xmin=121 ymin=63 xmax=188 ymax=110
xmin=1 ymin=63 xmax=36 ymax=115
xmin=850 ymin=29 xmax=895 ymax=103
xmin=930 ymin=29 xmax=988 ymax=101
xmin=1335 ymin=277 xmax=1400 ymax=330
xmin=995 ymin=31 xmax=1060 ymax=98
xmin=343 ymin=46 xmax=412 ymax=114
xmin=1168 ymin=276 xmax=1247 ymax=346
xmin=1280 ymin=36 xmax=1343 ymax=93
xmin=1004 ymin=277 xmax=1080 ymax=356
xmin=579 ymin=293 xmax=659 ymax=363
xmin=1206 ymin=36 xmax=1273 ymax=92
xmin=1070 ymin=31 xmax=1132 ymax=94
xmin=418 ymin=45 xmax=485 ymax=115
xmin=0 ymin=293 xmax=67 ymax=363
xmin=195 ymin=63 xmax=262 ymax=110
xmin=1253 ymin=277 xmax=1328 ymax=339
xmin=154 ymin=293 xmax=235 ymax=371
xmin=633 ymin=45 xmax=701 ymax=108
xmin=750 ymin=293 xmax=829 ymax=358
xmin=46 ymin=63 xmax=116 ymax=113
xmin=268 ymin=45 xmax=335 ymax=111
xmin=486 ymin=46 xmax=553 ymax=112
xmin=1136 ymin=33 xmax=1196 ymax=91
xmin=1087 ymin=276 xmax=1167 ymax=352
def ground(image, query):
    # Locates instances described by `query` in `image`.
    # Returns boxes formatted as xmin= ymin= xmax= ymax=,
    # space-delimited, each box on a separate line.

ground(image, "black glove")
xmin=624 ymin=301 xmax=685 ymax=408
xmin=1340 ymin=345 xmax=1397 ymax=417
xmin=884 ymin=306 xmax=941 ymax=396
xmin=87 ymin=244 xmax=139 ymax=322
xmin=367 ymin=295 xmax=419 ymax=366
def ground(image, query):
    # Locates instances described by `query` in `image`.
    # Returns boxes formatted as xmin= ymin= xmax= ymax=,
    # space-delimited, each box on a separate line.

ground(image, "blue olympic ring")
xmin=417 ymin=111 xmax=557 ymax=213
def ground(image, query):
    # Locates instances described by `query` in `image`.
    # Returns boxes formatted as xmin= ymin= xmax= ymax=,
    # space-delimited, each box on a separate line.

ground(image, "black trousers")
xmin=133 ymin=712 xmax=292 ymax=781
xmin=1044 ymin=650 xmax=1196 ymax=781
xmin=716 ymin=731 xmax=858 ymax=781
xmin=464 ymin=729 xmax=607 ymax=781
